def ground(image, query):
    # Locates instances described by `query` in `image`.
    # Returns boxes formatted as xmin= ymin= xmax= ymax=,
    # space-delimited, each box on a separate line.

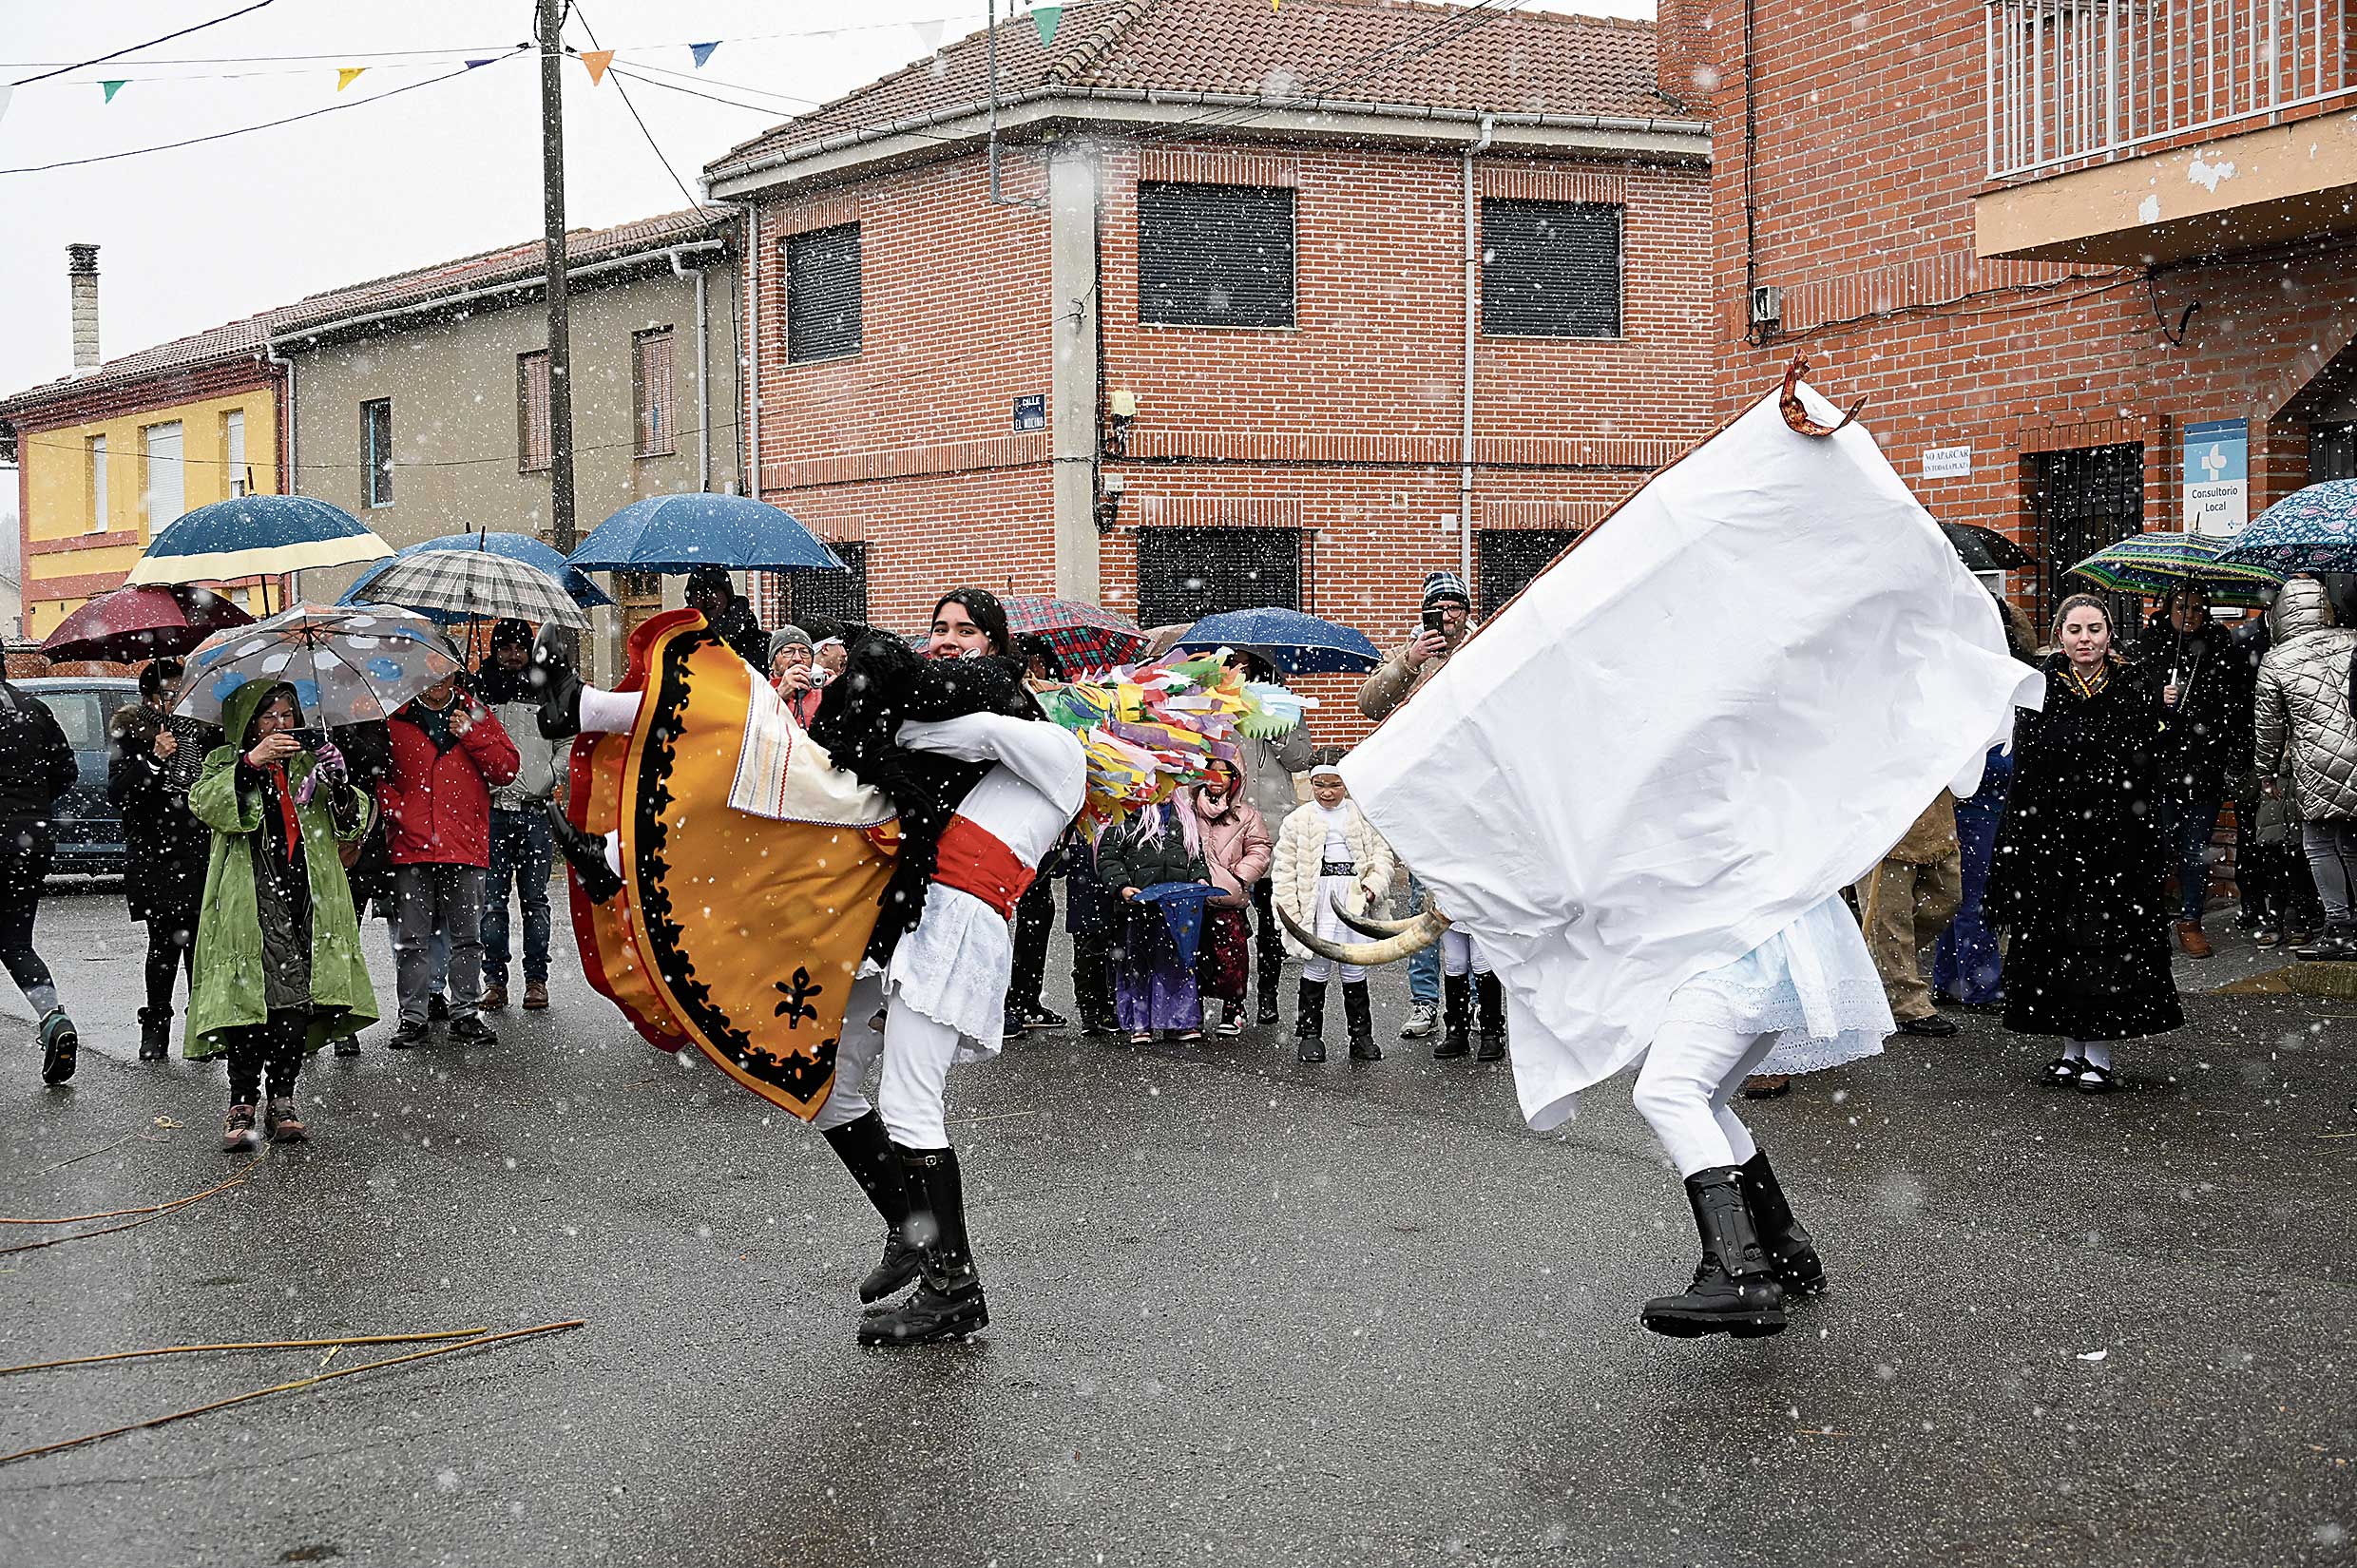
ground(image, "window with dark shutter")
xmin=1137 ymin=182 xmax=1295 ymax=329
xmin=775 ymin=541 xmax=869 ymax=625
xmin=785 ymin=223 xmax=862 ymax=363
xmin=1136 ymin=527 xmax=1302 ymax=626
xmin=1476 ymin=528 xmax=1583 ymax=619
xmin=517 ymin=352 xmax=551 ymax=472
xmin=633 ymin=329 xmax=676 ymax=457
xmin=1481 ymin=200 xmax=1622 ymax=338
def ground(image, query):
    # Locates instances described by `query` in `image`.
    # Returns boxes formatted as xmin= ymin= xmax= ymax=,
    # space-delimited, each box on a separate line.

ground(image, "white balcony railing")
xmin=1986 ymin=0 xmax=2357 ymax=180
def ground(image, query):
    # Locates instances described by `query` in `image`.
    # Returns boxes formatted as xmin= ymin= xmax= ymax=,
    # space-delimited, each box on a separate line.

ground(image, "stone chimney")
xmin=1655 ymin=0 xmax=1722 ymax=116
xmin=67 ymin=243 xmax=101 ymax=371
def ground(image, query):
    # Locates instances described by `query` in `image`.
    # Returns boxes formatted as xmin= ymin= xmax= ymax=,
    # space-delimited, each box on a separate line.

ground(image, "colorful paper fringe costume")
xmin=569 ymin=619 xmax=1297 ymax=1121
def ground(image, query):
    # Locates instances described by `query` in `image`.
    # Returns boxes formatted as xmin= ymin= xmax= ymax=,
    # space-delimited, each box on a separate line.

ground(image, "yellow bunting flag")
xmin=336 ymin=67 xmax=366 ymax=91
xmin=581 ymin=49 xmax=615 ymax=86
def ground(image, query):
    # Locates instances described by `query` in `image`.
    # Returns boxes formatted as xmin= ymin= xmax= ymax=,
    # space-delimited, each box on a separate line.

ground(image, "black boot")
xmin=528 ymin=623 xmax=584 ymax=740
xmin=1255 ymin=945 xmax=1284 ymax=1027
xmin=1737 ymin=1149 xmax=1825 ymax=1296
xmin=1475 ymin=973 xmax=1507 ymax=1061
xmin=820 ymin=1110 xmax=921 ymax=1303
xmin=1295 ymin=978 xmax=1328 ymax=1062
xmin=138 ymin=1006 xmax=171 ymax=1062
xmin=1639 ymin=1166 xmax=1787 ymax=1339
xmin=858 ymin=1146 xmax=988 ymax=1347
xmin=545 ymin=802 xmax=623 ymax=902
xmin=1343 ymin=981 xmax=1379 ymax=1061
xmin=1434 ymin=973 xmax=1472 ymax=1060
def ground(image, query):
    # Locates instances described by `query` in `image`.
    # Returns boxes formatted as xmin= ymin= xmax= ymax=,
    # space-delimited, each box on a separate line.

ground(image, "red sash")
xmin=932 ymin=816 xmax=1035 ymax=921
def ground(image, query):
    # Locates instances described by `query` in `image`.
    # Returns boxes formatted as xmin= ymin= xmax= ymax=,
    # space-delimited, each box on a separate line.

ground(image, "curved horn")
xmin=1779 ymin=353 xmax=1866 ymax=437
xmin=1277 ymin=904 xmax=1447 ymax=967
xmin=1328 ymin=891 xmax=1453 ymax=940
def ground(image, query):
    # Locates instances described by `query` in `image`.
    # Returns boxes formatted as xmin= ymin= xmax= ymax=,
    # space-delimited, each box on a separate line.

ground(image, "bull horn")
xmin=1278 ymin=904 xmax=1447 ymax=967
xmin=1328 ymin=892 xmax=1452 ymax=940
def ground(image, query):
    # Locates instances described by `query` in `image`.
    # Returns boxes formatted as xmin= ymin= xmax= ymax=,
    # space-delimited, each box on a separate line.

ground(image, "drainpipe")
xmin=668 ymin=246 xmax=711 ymax=493
xmin=1460 ymin=114 xmax=1494 ymax=596
xmin=738 ymin=201 xmax=759 ymax=501
xmin=264 ymin=342 xmax=298 ymax=602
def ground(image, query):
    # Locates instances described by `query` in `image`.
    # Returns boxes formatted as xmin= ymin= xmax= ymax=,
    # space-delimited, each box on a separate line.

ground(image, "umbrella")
xmin=342 ymin=530 xmax=613 ymax=615
xmin=345 ymin=548 xmax=589 ymax=630
xmin=2064 ymin=531 xmax=2281 ymax=606
xmin=1173 ymin=607 xmax=1384 ymax=676
xmin=1002 ymin=595 xmax=1149 ymax=674
xmin=39 ymin=584 xmax=255 ymax=663
xmin=1940 ymin=522 xmax=2034 ymax=573
xmin=125 ymin=495 xmax=392 ymax=586
xmin=174 ymin=602 xmax=465 ymax=727
xmin=567 ymin=493 xmax=846 ymax=573
xmin=2218 ymin=480 xmax=2357 ymax=577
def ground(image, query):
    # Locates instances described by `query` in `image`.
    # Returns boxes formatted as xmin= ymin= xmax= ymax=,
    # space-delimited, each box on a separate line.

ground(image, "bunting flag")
xmin=0 ymin=84 xmax=13 ymax=128
xmin=464 ymin=58 xmax=498 ymax=69
xmin=101 ymin=80 xmax=127 ymax=103
xmin=581 ymin=49 xmax=615 ymax=85
xmin=910 ymin=19 xmax=945 ymax=50
xmin=336 ymin=67 xmax=366 ymax=91
xmin=688 ymin=41 xmax=720 ymax=67
xmin=1031 ymin=5 xmax=1063 ymax=47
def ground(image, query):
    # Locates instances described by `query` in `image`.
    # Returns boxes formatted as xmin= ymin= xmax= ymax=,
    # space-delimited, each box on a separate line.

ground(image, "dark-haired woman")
xmin=107 ymin=659 xmax=216 ymax=1061
xmin=1986 ymin=593 xmax=2182 ymax=1093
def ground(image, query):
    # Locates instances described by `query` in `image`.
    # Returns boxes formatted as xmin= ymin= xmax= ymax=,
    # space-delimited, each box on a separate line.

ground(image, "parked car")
xmin=19 ymin=676 xmax=137 ymax=879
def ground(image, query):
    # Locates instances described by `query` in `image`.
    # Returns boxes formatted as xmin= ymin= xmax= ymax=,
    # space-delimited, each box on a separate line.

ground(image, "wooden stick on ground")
xmin=0 ymin=1320 xmax=586 ymax=1467
xmin=0 ymin=1157 xmax=263 ymax=1225
xmin=0 ymin=1328 xmax=493 ymax=1378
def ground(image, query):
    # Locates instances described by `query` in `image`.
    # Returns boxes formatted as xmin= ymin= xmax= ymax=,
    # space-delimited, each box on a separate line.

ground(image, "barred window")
xmin=1481 ymin=199 xmax=1623 ymax=338
xmin=517 ymin=352 xmax=551 ymax=473
xmin=1476 ymin=528 xmax=1582 ymax=619
xmin=1138 ymin=182 xmax=1295 ymax=329
xmin=774 ymin=540 xmax=869 ymax=626
xmin=1136 ymin=526 xmax=1302 ymax=626
xmin=633 ymin=329 xmax=676 ymax=457
xmin=360 ymin=401 xmax=393 ymax=509
xmin=785 ymin=223 xmax=862 ymax=363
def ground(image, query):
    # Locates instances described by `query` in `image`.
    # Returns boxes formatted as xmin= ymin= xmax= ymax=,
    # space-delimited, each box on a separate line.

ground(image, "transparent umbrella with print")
xmin=173 ymin=602 xmax=466 ymax=727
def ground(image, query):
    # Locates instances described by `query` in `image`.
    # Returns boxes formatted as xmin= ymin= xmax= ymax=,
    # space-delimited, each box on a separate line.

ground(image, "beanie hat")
xmin=1421 ymin=570 xmax=1471 ymax=612
xmin=490 ymin=617 xmax=534 ymax=651
xmin=768 ymin=625 xmax=814 ymax=665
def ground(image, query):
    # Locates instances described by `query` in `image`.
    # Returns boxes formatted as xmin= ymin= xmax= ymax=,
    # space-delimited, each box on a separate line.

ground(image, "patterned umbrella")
xmin=39 ymin=583 xmax=254 ymax=663
xmin=342 ymin=530 xmax=613 ymax=615
xmin=1001 ymin=595 xmax=1148 ymax=675
xmin=173 ymin=602 xmax=465 ymax=726
xmin=351 ymin=548 xmax=589 ymax=629
xmin=2064 ymin=530 xmax=2281 ymax=606
xmin=2218 ymin=480 xmax=2357 ymax=577
xmin=125 ymin=495 xmax=392 ymax=585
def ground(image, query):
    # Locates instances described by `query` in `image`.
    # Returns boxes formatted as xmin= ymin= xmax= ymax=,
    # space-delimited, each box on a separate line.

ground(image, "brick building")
xmin=704 ymin=0 xmax=1714 ymax=737
xmin=1676 ymin=0 xmax=2357 ymax=626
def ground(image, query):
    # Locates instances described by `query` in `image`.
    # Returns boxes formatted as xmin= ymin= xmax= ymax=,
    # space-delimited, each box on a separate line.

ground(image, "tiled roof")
xmin=708 ymin=0 xmax=1677 ymax=182
xmin=0 ymin=316 xmax=267 ymax=418
xmin=269 ymin=205 xmax=733 ymax=338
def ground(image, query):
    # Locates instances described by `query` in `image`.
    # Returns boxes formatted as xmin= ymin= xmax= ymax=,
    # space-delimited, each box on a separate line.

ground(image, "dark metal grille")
xmin=1481 ymin=200 xmax=1622 ymax=338
xmin=2033 ymin=443 xmax=2145 ymax=633
xmin=772 ymin=541 xmax=868 ymax=627
xmin=1136 ymin=527 xmax=1301 ymax=626
xmin=1476 ymin=528 xmax=1583 ymax=619
xmin=2313 ymin=422 xmax=2356 ymax=484
xmin=785 ymin=223 xmax=861 ymax=363
xmin=1137 ymin=182 xmax=1296 ymax=329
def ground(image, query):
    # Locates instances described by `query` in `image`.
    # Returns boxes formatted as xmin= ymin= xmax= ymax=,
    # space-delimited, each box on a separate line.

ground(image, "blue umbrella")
xmin=340 ymin=530 xmax=613 ymax=620
xmin=567 ymin=493 xmax=846 ymax=573
xmin=125 ymin=495 xmax=393 ymax=586
xmin=2218 ymin=480 xmax=2357 ymax=577
xmin=1174 ymin=607 xmax=1383 ymax=676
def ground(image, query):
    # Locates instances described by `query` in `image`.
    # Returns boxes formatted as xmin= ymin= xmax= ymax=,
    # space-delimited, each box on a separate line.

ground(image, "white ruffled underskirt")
xmin=881 ymin=884 xmax=1012 ymax=1063
xmin=1658 ymin=893 xmax=1893 ymax=1077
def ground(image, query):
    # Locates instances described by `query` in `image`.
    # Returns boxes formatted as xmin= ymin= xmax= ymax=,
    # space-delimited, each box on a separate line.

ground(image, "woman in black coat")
xmin=105 ymin=660 xmax=214 ymax=1061
xmin=1987 ymin=593 xmax=2183 ymax=1093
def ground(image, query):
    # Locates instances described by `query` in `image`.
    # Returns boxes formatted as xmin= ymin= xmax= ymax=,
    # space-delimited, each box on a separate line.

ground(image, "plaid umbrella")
xmin=1001 ymin=596 xmax=1148 ymax=675
xmin=2064 ymin=530 xmax=2281 ymax=606
xmin=174 ymin=602 xmax=466 ymax=726
xmin=2218 ymin=480 xmax=2357 ymax=577
xmin=355 ymin=547 xmax=589 ymax=629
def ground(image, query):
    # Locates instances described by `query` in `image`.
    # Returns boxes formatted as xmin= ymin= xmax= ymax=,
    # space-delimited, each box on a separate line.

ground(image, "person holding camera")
xmin=1357 ymin=570 xmax=1477 ymax=1042
xmin=380 ymin=673 xmax=519 ymax=1048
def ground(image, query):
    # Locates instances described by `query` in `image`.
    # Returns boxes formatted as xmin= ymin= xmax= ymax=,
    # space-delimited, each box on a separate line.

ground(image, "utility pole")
xmin=537 ymin=0 xmax=578 ymax=552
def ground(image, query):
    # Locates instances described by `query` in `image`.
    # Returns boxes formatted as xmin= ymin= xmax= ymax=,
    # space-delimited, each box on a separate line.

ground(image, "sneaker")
xmin=332 ymin=1035 xmax=361 ymax=1058
xmin=523 ymin=981 xmax=549 ymax=1011
xmin=1022 ymin=1005 xmax=1068 ymax=1032
xmin=221 ymin=1103 xmax=259 ymax=1152
xmin=427 ymin=994 xmax=450 ymax=1022
xmin=480 ymin=983 xmax=509 ymax=1012
xmin=1215 ymin=1004 xmax=1245 ymax=1038
xmin=2253 ymin=924 xmax=2284 ymax=947
xmin=387 ymin=1020 xmax=431 ymax=1049
xmin=1399 ymin=1001 xmax=1439 ymax=1040
xmin=38 ymin=1007 xmax=78 ymax=1085
xmin=446 ymin=1016 xmax=497 ymax=1046
xmin=263 ymin=1096 xmax=309 ymax=1143
xmin=1896 ymin=1013 xmax=1960 ymax=1038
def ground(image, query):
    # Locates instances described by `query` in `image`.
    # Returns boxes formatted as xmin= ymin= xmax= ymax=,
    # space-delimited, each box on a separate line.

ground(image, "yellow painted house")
xmin=0 ymin=316 xmax=283 ymax=641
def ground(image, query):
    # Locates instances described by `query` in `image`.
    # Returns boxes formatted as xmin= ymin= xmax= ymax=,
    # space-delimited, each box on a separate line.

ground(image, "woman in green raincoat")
xmin=187 ymin=679 xmax=376 ymax=1150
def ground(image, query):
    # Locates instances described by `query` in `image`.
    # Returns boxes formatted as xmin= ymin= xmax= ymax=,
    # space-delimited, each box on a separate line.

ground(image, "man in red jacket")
xmin=381 ymin=675 xmax=520 ymax=1048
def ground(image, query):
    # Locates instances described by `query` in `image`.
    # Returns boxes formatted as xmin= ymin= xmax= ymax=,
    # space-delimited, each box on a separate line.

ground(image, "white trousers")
xmin=1629 ymin=1023 xmax=1779 ymax=1178
xmin=814 ymin=973 xmax=955 ymax=1148
xmin=1440 ymin=928 xmax=1490 ymax=978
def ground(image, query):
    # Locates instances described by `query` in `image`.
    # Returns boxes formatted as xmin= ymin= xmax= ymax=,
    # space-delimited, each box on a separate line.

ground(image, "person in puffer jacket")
xmin=473 ymin=620 xmax=565 ymax=1012
xmin=2252 ymin=577 xmax=2357 ymax=959
xmin=1271 ymin=757 xmax=1397 ymax=1062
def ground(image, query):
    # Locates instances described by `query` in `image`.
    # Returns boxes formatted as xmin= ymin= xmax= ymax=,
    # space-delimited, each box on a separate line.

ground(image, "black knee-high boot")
xmin=544 ymin=802 xmax=622 ymax=902
xmin=820 ymin=1110 xmax=920 ymax=1302
xmin=1639 ymin=1166 xmax=1786 ymax=1339
xmin=1342 ymin=981 xmax=1379 ymax=1061
xmin=1737 ymin=1149 xmax=1825 ymax=1295
xmin=1435 ymin=973 xmax=1472 ymax=1060
xmin=1294 ymin=978 xmax=1328 ymax=1062
xmin=859 ymin=1145 xmax=988 ymax=1347
xmin=1475 ymin=972 xmax=1507 ymax=1061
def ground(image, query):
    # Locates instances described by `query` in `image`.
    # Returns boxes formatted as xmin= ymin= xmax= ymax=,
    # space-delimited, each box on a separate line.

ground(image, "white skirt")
xmin=881 ymin=884 xmax=1013 ymax=1063
xmin=1658 ymin=893 xmax=1892 ymax=1077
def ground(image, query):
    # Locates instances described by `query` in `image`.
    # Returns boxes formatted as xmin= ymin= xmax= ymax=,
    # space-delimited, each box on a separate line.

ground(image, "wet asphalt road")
xmin=4 ymin=889 xmax=2356 ymax=1568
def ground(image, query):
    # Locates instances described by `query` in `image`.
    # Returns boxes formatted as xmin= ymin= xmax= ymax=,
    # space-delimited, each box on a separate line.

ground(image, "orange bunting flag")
xmin=581 ymin=49 xmax=615 ymax=86
xmin=336 ymin=67 xmax=366 ymax=91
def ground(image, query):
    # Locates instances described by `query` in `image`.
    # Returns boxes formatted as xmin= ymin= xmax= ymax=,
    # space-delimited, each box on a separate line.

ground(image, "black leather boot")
xmin=1434 ymin=974 xmax=1472 ymax=1060
xmin=1639 ymin=1166 xmax=1787 ymax=1339
xmin=1475 ymin=973 xmax=1507 ymax=1061
xmin=858 ymin=1145 xmax=988 ymax=1347
xmin=1295 ymin=978 xmax=1328 ymax=1062
xmin=1738 ymin=1149 xmax=1825 ymax=1295
xmin=820 ymin=1110 xmax=920 ymax=1303
xmin=1256 ymin=943 xmax=1284 ymax=1026
xmin=545 ymin=802 xmax=623 ymax=903
xmin=528 ymin=623 xmax=584 ymax=740
xmin=138 ymin=1006 xmax=171 ymax=1062
xmin=1343 ymin=981 xmax=1379 ymax=1061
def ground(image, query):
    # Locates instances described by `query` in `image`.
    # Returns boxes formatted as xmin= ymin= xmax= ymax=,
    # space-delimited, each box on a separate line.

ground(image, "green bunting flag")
xmin=101 ymin=80 xmax=127 ymax=103
xmin=1031 ymin=6 xmax=1063 ymax=47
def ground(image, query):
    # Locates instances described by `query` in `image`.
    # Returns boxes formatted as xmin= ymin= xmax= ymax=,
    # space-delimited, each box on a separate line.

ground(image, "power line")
xmin=10 ymin=0 xmax=277 ymax=86
xmin=569 ymin=4 xmax=699 ymax=213
xmin=0 ymin=51 xmax=520 ymax=176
